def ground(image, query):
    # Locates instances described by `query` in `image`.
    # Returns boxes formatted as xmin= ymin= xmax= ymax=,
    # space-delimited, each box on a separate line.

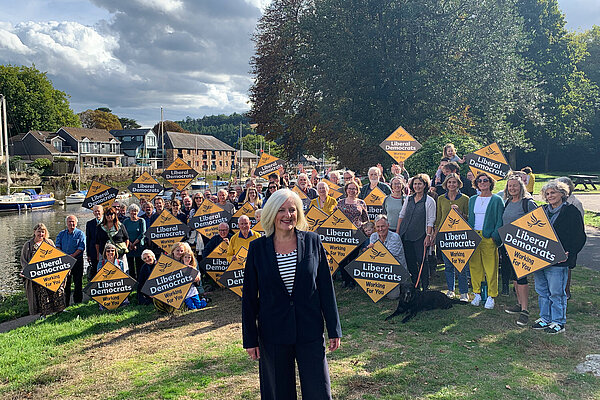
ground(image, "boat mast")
xmin=0 ymin=95 xmax=12 ymax=193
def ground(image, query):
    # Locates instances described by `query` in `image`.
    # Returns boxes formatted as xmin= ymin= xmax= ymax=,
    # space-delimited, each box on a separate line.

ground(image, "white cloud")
xmin=0 ymin=27 xmax=33 ymax=55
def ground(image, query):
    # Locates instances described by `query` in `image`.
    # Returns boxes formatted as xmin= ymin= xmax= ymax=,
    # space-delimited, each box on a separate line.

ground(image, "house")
xmin=239 ymin=149 xmax=260 ymax=173
xmin=9 ymin=130 xmax=77 ymax=161
xmin=57 ymin=127 xmax=123 ymax=167
xmin=110 ymin=129 xmax=160 ymax=168
xmin=161 ymin=131 xmax=237 ymax=173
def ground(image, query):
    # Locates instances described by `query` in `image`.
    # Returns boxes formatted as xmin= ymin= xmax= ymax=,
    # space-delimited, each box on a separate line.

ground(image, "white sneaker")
xmin=471 ymin=293 xmax=481 ymax=306
xmin=460 ymin=294 xmax=469 ymax=302
xmin=484 ymin=296 xmax=495 ymax=309
xmin=446 ymin=290 xmax=454 ymax=298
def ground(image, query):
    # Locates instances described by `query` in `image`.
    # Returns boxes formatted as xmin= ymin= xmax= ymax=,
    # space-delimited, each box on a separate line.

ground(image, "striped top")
xmin=276 ymin=250 xmax=297 ymax=295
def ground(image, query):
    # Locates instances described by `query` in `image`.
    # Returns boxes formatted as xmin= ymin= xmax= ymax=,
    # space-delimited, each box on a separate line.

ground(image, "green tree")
xmin=78 ymin=109 xmax=123 ymax=130
xmin=237 ymin=134 xmax=284 ymax=158
xmin=119 ymin=117 xmax=141 ymax=129
xmin=250 ymin=0 xmax=540 ymax=171
xmin=177 ymin=113 xmax=252 ymax=146
xmin=0 ymin=64 xmax=80 ymax=135
xmin=152 ymin=120 xmax=187 ymax=134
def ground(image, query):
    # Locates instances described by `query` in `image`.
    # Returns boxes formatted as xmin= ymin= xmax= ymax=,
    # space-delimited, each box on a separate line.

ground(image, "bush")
xmin=31 ymin=158 xmax=52 ymax=170
xmin=405 ymin=133 xmax=481 ymax=178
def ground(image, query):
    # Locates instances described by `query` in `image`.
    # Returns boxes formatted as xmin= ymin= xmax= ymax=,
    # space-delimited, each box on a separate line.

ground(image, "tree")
xmin=250 ymin=0 xmax=541 ymax=171
xmin=237 ymin=134 xmax=284 ymax=158
xmin=152 ymin=120 xmax=187 ymax=134
xmin=0 ymin=64 xmax=80 ymax=135
xmin=78 ymin=109 xmax=123 ymax=130
xmin=178 ymin=113 xmax=252 ymax=146
xmin=119 ymin=117 xmax=141 ymax=129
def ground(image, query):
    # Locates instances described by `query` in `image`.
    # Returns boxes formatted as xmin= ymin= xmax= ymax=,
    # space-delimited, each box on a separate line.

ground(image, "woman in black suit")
xmin=242 ymin=189 xmax=342 ymax=400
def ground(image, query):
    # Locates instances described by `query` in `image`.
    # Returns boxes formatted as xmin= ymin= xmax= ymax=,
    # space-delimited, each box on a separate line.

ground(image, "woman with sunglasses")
xmin=263 ymin=181 xmax=280 ymax=206
xmin=96 ymin=206 xmax=130 ymax=274
xmin=170 ymin=199 xmax=189 ymax=224
xmin=467 ymin=172 xmax=504 ymax=309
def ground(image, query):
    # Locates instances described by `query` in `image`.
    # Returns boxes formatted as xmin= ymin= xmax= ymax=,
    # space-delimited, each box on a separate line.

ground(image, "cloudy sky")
xmin=0 ymin=0 xmax=598 ymax=128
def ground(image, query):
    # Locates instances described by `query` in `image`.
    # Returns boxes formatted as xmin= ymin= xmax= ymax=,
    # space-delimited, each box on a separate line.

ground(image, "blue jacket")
xmin=468 ymin=194 xmax=504 ymax=243
xmin=242 ymin=230 xmax=342 ymax=348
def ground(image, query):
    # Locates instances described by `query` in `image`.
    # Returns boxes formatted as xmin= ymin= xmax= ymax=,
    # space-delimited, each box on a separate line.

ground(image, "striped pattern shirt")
xmin=276 ymin=250 xmax=297 ymax=295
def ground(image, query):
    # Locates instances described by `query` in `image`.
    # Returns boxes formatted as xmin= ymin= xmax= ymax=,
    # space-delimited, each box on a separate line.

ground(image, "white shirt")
xmin=473 ymin=196 xmax=491 ymax=230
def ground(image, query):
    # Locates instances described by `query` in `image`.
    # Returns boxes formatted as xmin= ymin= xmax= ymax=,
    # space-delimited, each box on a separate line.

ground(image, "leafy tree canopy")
xmin=0 ymin=64 xmax=80 ymax=135
xmin=78 ymin=108 xmax=123 ymax=130
xmin=177 ymin=113 xmax=252 ymax=147
xmin=152 ymin=120 xmax=188 ymax=134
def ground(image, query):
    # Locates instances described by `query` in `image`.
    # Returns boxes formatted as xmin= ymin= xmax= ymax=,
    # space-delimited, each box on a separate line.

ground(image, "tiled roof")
xmin=60 ymin=127 xmax=117 ymax=142
xmin=165 ymin=131 xmax=236 ymax=152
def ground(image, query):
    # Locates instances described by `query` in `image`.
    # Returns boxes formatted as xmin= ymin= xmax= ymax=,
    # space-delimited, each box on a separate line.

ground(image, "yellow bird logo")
xmin=102 ymin=269 xmax=117 ymax=279
xmin=217 ymin=247 xmax=227 ymax=256
xmin=369 ymin=193 xmax=382 ymax=203
xmin=485 ymin=146 xmax=499 ymax=156
xmin=157 ymin=261 xmax=172 ymax=272
xmin=307 ymin=216 xmax=326 ymax=227
xmin=369 ymin=248 xmax=386 ymax=259
xmin=331 ymin=215 xmax=345 ymax=226
xmin=159 ymin=214 xmax=170 ymax=224
xmin=39 ymin=248 xmax=52 ymax=258
xmin=527 ymin=214 xmax=546 ymax=228
xmin=238 ymin=256 xmax=246 ymax=264
xmin=447 ymin=216 xmax=460 ymax=229
xmin=201 ymin=204 xmax=212 ymax=213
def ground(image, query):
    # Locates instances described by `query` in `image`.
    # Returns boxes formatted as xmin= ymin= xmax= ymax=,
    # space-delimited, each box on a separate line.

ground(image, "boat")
xmin=66 ymin=190 xmax=87 ymax=204
xmin=0 ymin=188 xmax=56 ymax=211
xmin=191 ymin=178 xmax=209 ymax=190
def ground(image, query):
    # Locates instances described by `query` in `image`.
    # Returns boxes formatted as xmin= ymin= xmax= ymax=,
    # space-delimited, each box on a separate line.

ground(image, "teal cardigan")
xmin=468 ymin=194 xmax=504 ymax=243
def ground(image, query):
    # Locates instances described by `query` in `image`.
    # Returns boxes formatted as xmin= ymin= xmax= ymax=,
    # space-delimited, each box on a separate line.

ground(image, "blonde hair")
xmin=503 ymin=173 xmax=531 ymax=202
xmin=443 ymin=143 xmax=456 ymax=157
xmin=32 ymin=223 xmax=49 ymax=237
xmin=261 ymin=189 xmax=308 ymax=236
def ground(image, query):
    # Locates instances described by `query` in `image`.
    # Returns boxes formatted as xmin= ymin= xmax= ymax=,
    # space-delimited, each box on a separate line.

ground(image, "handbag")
xmin=102 ymin=225 xmax=129 ymax=257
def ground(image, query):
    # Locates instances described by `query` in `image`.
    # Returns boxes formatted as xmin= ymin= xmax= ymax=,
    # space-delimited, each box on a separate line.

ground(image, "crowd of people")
xmin=17 ymin=142 xmax=589 ymax=399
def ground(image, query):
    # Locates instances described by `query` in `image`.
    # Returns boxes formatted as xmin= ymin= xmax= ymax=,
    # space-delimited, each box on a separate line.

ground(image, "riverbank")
xmin=1 ymin=266 xmax=599 ymax=399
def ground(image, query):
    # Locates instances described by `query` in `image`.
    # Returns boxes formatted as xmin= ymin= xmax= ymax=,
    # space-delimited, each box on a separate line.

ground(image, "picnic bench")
xmin=569 ymin=174 xmax=600 ymax=190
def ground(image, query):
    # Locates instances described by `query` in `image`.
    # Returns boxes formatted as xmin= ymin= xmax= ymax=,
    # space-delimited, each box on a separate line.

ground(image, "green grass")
xmin=0 ymin=293 xmax=29 ymax=324
xmin=1 ymin=267 xmax=599 ymax=399
xmin=494 ymin=172 xmax=600 ymax=195
xmin=584 ymin=210 xmax=600 ymax=229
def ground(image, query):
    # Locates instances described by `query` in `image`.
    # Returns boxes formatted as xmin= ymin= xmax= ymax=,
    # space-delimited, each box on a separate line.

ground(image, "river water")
xmin=0 ymin=204 xmax=99 ymax=296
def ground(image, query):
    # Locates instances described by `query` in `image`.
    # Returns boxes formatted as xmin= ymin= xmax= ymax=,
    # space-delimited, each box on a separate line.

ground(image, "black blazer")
xmin=545 ymin=203 xmax=586 ymax=268
xmin=85 ymin=218 xmax=100 ymax=258
xmin=242 ymin=230 xmax=342 ymax=348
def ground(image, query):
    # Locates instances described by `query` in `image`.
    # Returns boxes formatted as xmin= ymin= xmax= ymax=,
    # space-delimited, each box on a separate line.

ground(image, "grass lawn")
xmin=1 ymin=267 xmax=599 ymax=399
xmin=584 ymin=211 xmax=600 ymax=230
xmin=493 ymin=172 xmax=600 ymax=195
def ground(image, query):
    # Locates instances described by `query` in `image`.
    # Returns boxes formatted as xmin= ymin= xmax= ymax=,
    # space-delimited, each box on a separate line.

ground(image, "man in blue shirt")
xmin=56 ymin=215 xmax=86 ymax=306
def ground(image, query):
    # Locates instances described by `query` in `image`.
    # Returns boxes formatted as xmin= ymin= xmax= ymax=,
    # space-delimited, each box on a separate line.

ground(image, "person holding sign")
xmin=434 ymin=173 xmax=470 ymax=301
xmin=501 ymin=175 xmax=537 ymax=325
xmin=467 ymin=172 xmax=504 ymax=309
xmin=531 ymin=180 xmax=586 ymax=334
xmin=396 ymin=174 xmax=436 ymax=291
xmin=359 ymin=166 xmax=391 ymax=199
xmin=242 ymin=189 xmax=342 ymax=399
xmin=296 ymin=173 xmax=318 ymax=199
xmin=20 ymin=223 xmax=66 ymax=316
xmin=227 ymin=215 xmax=261 ymax=263
xmin=311 ymin=181 xmax=338 ymax=215
xmin=96 ymin=206 xmax=130 ymax=274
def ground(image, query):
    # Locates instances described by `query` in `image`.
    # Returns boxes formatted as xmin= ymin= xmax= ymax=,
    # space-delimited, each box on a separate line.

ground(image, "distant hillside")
xmin=177 ymin=113 xmax=253 ymax=147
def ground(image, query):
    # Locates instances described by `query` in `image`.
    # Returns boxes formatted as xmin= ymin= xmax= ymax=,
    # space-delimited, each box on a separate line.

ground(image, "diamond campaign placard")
xmin=141 ymin=254 xmax=199 ymax=309
xmin=83 ymin=180 xmax=118 ymax=210
xmin=230 ymin=202 xmax=258 ymax=232
xmin=146 ymin=210 xmax=191 ymax=253
xmin=364 ymin=186 xmax=386 ymax=221
xmin=325 ymin=250 xmax=340 ymax=276
xmin=200 ymin=241 xmax=230 ymax=287
xmin=84 ymin=261 xmax=136 ymax=310
xmin=379 ymin=126 xmax=422 ymax=163
xmin=345 ymin=240 xmax=411 ymax=302
xmin=253 ymin=152 xmax=286 ymax=180
xmin=305 ymin=205 xmax=329 ymax=232
xmin=436 ymin=208 xmax=481 ymax=272
xmin=22 ymin=241 xmax=76 ymax=292
xmin=315 ymin=209 xmax=367 ymax=265
xmin=188 ymin=199 xmax=232 ymax=239
xmin=321 ymin=178 xmax=343 ymax=200
xmin=218 ymin=246 xmax=248 ymax=297
xmin=463 ymin=142 xmax=511 ymax=181
xmin=498 ymin=207 xmax=567 ymax=279
xmin=162 ymin=157 xmax=199 ymax=191
xmin=291 ymin=185 xmax=311 ymax=211
xmin=128 ymin=172 xmax=163 ymax=201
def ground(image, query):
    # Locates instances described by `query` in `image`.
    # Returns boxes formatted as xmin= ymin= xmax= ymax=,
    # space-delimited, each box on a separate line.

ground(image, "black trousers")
xmin=87 ymin=255 xmax=98 ymax=281
xmin=126 ymin=255 xmax=143 ymax=280
xmin=65 ymin=256 xmax=84 ymax=306
xmin=259 ymin=338 xmax=332 ymax=400
xmin=403 ymin=235 xmax=428 ymax=290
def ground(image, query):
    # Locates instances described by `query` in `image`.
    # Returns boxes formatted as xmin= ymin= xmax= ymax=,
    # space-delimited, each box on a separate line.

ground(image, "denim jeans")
xmin=534 ymin=265 xmax=568 ymax=325
xmin=442 ymin=254 xmax=468 ymax=294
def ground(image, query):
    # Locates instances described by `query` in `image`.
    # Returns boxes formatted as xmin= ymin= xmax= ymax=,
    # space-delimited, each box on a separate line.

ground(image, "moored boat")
xmin=66 ymin=190 xmax=87 ymax=204
xmin=0 ymin=189 xmax=56 ymax=211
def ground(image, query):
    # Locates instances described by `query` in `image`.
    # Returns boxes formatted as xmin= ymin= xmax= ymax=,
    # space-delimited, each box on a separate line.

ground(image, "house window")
xmin=219 ymin=161 xmax=223 ymax=166
xmin=53 ymin=140 xmax=62 ymax=152
xmin=123 ymin=136 xmax=131 ymax=142
xmin=147 ymin=135 xmax=156 ymax=147
xmin=80 ymin=141 xmax=90 ymax=153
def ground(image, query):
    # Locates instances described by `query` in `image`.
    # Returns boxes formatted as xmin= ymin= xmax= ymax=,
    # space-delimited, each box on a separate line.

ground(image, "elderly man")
xmin=85 ymin=205 xmax=103 ymax=280
xmin=367 ymin=215 xmax=407 ymax=300
xmin=56 ymin=215 xmax=86 ymax=306
xmin=360 ymin=166 xmax=392 ymax=199
xmin=202 ymin=222 xmax=232 ymax=259
xmin=216 ymin=188 xmax=235 ymax=214
xmin=227 ymin=215 xmax=260 ymax=262
xmin=296 ymin=173 xmax=318 ymax=199
xmin=142 ymin=202 xmax=155 ymax=228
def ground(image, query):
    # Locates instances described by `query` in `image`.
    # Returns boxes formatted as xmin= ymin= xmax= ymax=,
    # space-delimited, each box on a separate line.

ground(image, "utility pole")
xmin=160 ymin=107 xmax=165 ymax=169
xmin=0 ymin=95 xmax=12 ymax=192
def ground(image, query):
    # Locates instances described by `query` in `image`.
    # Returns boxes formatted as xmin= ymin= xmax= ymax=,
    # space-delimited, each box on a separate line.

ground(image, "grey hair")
xmin=65 ymin=215 xmax=78 ymax=224
xmin=141 ymin=249 xmax=155 ymax=260
xmin=503 ymin=174 xmax=532 ymax=202
xmin=261 ymin=189 xmax=308 ymax=236
xmin=329 ymin=171 xmax=340 ymax=180
xmin=316 ymin=181 xmax=330 ymax=192
xmin=368 ymin=166 xmax=381 ymax=177
xmin=541 ymin=180 xmax=569 ymax=202
xmin=128 ymin=203 xmax=140 ymax=213
xmin=374 ymin=214 xmax=389 ymax=224
xmin=556 ymin=177 xmax=575 ymax=196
